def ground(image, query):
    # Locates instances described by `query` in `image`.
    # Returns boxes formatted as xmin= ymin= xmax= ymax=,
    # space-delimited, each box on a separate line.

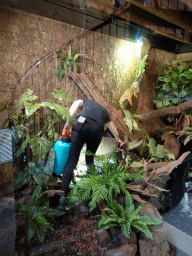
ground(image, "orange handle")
xmin=62 ymin=128 xmax=70 ymax=137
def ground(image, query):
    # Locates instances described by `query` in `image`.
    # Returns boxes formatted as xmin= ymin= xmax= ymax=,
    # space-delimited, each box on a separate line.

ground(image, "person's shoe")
xmin=56 ymin=195 xmax=66 ymax=211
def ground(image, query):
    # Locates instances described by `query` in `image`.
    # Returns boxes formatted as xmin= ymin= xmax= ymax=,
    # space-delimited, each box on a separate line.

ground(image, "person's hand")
xmin=64 ymin=120 xmax=73 ymax=133
xmin=117 ymin=138 xmax=125 ymax=148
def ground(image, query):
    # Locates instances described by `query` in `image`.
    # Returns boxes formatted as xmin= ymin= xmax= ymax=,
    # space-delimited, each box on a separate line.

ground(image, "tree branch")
xmin=138 ymin=100 xmax=192 ymax=122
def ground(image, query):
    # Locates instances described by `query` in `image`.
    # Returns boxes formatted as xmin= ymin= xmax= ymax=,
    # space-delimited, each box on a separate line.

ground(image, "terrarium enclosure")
xmin=1 ymin=2 xmax=192 ymax=256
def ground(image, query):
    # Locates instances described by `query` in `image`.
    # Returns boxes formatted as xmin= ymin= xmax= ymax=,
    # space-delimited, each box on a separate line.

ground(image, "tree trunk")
xmin=133 ymin=47 xmax=166 ymax=136
xmin=68 ymin=69 xmax=130 ymax=142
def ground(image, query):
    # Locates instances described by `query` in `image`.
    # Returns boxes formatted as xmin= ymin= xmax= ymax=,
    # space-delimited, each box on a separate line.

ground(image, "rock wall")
xmin=0 ymin=6 xmax=137 ymax=128
xmin=0 ymin=6 xmax=177 ymax=129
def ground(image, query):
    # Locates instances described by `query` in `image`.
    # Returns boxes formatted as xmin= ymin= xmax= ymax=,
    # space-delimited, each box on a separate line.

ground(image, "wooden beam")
xmin=120 ymin=11 xmax=192 ymax=44
xmin=126 ymin=0 xmax=192 ymax=33
xmin=180 ymin=0 xmax=192 ymax=9
xmin=74 ymin=0 xmax=115 ymax=15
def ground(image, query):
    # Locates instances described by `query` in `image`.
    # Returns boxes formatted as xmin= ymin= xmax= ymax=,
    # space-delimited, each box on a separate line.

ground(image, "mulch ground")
xmin=16 ymin=210 xmax=108 ymax=256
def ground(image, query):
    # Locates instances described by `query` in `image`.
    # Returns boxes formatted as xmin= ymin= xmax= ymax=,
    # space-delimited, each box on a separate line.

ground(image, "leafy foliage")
xmin=18 ymin=185 xmax=65 ymax=243
xmin=123 ymin=110 xmax=141 ymax=134
xmin=13 ymin=147 xmax=58 ymax=188
xmin=179 ymin=127 xmax=192 ymax=145
xmin=13 ymin=168 xmax=30 ymax=189
xmin=119 ymin=55 xmax=148 ymax=107
xmin=147 ymin=138 xmax=175 ymax=162
xmin=135 ymin=54 xmax=148 ymax=82
xmin=98 ymin=190 xmax=161 ymax=239
xmin=154 ymin=65 xmax=192 ymax=122
xmin=56 ymin=45 xmax=85 ymax=80
xmin=68 ymin=153 xmax=144 ymax=211
xmin=135 ymin=130 xmax=175 ymax=162
xmin=2 ymin=89 xmax=72 ymax=188
xmin=3 ymin=89 xmax=72 ymax=164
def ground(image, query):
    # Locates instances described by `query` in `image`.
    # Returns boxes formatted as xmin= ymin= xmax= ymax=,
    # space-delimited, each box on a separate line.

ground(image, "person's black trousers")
xmin=60 ymin=118 xmax=104 ymax=195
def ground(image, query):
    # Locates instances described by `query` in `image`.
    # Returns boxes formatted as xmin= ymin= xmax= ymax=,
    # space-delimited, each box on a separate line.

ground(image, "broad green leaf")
xmin=166 ymin=152 xmax=175 ymax=160
xmin=172 ymin=73 xmax=178 ymax=80
xmin=52 ymin=89 xmax=73 ymax=102
xmin=16 ymin=135 xmax=30 ymax=157
xmin=42 ymin=102 xmax=70 ymax=118
xmin=184 ymin=135 xmax=192 ymax=145
xmin=157 ymin=93 xmax=164 ymax=100
xmin=172 ymin=98 xmax=179 ymax=104
xmin=131 ymin=161 xmax=145 ymax=168
xmin=148 ymin=138 xmax=157 ymax=156
xmin=163 ymin=100 xmax=169 ymax=107
xmin=129 ymin=139 xmax=143 ymax=150
xmin=124 ymin=117 xmax=133 ymax=133
xmin=16 ymin=89 xmax=38 ymax=107
xmin=164 ymin=77 xmax=171 ymax=83
xmin=158 ymin=76 xmax=164 ymax=82
xmin=13 ymin=170 xmax=30 ymax=189
xmin=162 ymin=84 xmax=171 ymax=92
xmin=179 ymin=90 xmax=187 ymax=98
xmin=154 ymin=144 xmax=166 ymax=159
xmin=43 ymin=147 xmax=55 ymax=176
xmin=156 ymin=101 xmax=163 ymax=109
xmin=172 ymin=83 xmax=178 ymax=89
xmin=24 ymin=102 xmax=41 ymax=117
xmin=173 ymin=91 xmax=179 ymax=97
xmin=29 ymin=136 xmax=54 ymax=162
xmin=178 ymin=66 xmax=184 ymax=73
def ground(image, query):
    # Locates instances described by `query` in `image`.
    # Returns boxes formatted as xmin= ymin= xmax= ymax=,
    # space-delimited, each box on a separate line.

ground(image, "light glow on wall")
xmin=115 ymin=41 xmax=135 ymax=70
xmin=135 ymin=39 xmax=143 ymax=59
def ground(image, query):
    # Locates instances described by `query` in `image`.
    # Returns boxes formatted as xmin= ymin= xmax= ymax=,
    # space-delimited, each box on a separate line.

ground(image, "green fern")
xmin=19 ymin=185 xmax=65 ymax=243
xmin=98 ymin=190 xmax=161 ymax=239
xmin=68 ymin=153 xmax=144 ymax=211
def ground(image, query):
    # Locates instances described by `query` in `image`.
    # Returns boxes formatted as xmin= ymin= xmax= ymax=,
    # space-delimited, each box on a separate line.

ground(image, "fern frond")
xmin=131 ymin=221 xmax=153 ymax=240
xmin=121 ymin=222 xmax=131 ymax=238
xmin=137 ymin=215 xmax=162 ymax=226
xmin=125 ymin=190 xmax=135 ymax=214
xmin=31 ymin=185 xmax=42 ymax=206
xmin=89 ymin=185 xmax=108 ymax=210
xmin=129 ymin=204 xmax=145 ymax=220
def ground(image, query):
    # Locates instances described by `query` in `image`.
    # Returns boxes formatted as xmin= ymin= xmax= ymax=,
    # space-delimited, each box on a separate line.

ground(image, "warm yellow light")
xmin=116 ymin=41 xmax=135 ymax=68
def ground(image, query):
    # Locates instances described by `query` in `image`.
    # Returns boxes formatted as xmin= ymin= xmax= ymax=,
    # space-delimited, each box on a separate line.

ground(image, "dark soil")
xmin=16 ymin=209 xmax=109 ymax=256
xmin=16 ymin=209 xmax=177 ymax=256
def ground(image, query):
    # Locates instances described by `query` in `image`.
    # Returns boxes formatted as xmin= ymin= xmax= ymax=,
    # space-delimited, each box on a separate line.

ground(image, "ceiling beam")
xmin=75 ymin=0 xmax=192 ymax=44
xmin=180 ymin=0 xmax=192 ymax=9
xmin=125 ymin=0 xmax=192 ymax=33
xmin=119 ymin=6 xmax=192 ymax=43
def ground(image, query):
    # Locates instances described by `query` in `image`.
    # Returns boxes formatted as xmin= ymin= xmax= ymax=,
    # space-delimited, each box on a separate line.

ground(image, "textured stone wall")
xmin=0 ymin=6 xmax=177 ymax=128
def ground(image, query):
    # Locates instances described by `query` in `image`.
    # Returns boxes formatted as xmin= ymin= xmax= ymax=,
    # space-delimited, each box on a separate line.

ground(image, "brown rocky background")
xmin=0 ymin=6 xmax=177 ymax=129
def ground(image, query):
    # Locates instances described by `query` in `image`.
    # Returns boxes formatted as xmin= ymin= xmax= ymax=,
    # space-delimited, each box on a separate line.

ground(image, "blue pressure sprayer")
xmin=53 ymin=127 xmax=71 ymax=176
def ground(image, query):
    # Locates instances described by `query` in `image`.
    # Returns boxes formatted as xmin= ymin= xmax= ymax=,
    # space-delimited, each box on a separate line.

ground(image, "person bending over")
xmin=60 ymin=99 xmax=123 ymax=196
